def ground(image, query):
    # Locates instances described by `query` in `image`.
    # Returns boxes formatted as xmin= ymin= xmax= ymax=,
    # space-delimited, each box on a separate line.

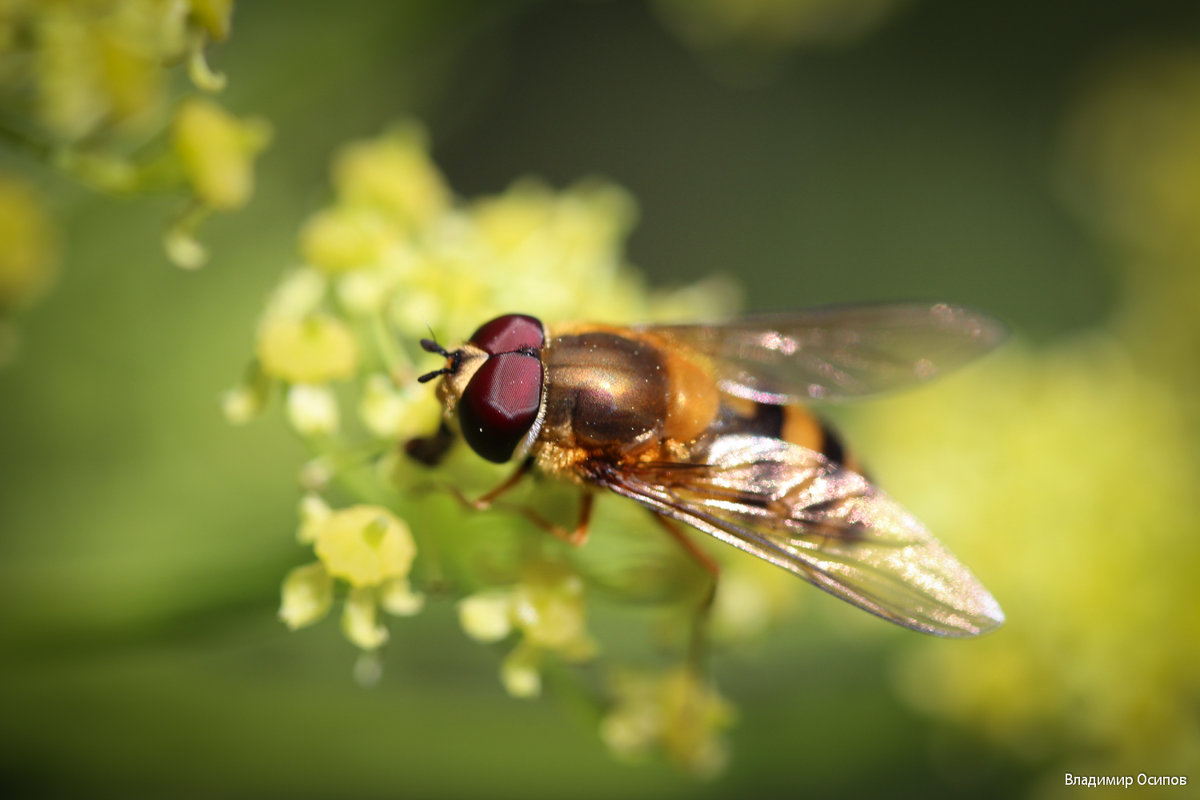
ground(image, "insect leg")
xmin=510 ymin=491 xmax=593 ymax=547
xmin=649 ymin=512 xmax=720 ymax=580
xmin=448 ymin=460 xmax=593 ymax=545
xmin=650 ymin=513 xmax=718 ymax=667
xmin=451 ymin=457 xmax=535 ymax=510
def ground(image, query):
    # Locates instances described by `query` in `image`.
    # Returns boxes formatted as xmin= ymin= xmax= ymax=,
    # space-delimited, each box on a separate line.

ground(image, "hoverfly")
xmin=413 ymin=304 xmax=1005 ymax=636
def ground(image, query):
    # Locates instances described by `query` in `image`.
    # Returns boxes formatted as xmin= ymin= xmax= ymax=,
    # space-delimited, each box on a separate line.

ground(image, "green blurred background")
xmin=2 ymin=0 xmax=1198 ymax=797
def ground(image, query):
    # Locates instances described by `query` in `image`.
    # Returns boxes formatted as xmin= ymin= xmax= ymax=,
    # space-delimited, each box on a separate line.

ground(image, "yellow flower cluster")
xmin=857 ymin=45 xmax=1200 ymax=788
xmin=238 ymin=122 xmax=738 ymax=441
xmin=239 ymin=121 xmax=742 ymax=771
xmin=173 ymin=96 xmax=269 ymax=211
xmin=280 ymin=498 xmax=423 ymax=652
xmin=601 ymin=666 xmax=735 ymax=778
xmin=867 ymin=341 xmax=1200 ymax=774
xmin=0 ymin=0 xmax=266 ymax=269
xmin=0 ymin=0 xmax=232 ymax=142
xmin=458 ymin=559 xmax=597 ymax=698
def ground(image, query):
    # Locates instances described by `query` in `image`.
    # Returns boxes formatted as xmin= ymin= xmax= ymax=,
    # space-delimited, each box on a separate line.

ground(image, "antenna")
xmin=418 ymin=338 xmax=461 ymax=383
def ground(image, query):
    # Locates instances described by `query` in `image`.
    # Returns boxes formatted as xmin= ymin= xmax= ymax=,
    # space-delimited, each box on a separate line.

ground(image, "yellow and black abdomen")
xmin=711 ymin=395 xmax=859 ymax=472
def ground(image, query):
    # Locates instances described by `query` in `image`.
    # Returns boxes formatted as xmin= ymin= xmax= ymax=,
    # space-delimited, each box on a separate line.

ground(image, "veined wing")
xmin=640 ymin=302 xmax=1006 ymax=404
xmin=595 ymin=434 xmax=1004 ymax=637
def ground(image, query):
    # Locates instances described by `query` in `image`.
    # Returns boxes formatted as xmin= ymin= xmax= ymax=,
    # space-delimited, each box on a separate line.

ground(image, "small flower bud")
xmin=511 ymin=561 xmax=589 ymax=651
xmin=164 ymin=223 xmax=208 ymax=270
xmin=279 ymin=562 xmax=333 ymax=630
xmin=221 ymin=362 xmax=272 ymax=425
xmin=458 ymin=590 xmax=515 ymax=643
xmin=256 ymin=314 xmax=358 ymax=384
xmin=296 ymin=493 xmax=332 ymax=545
xmin=336 ymin=271 xmax=390 ymax=316
xmin=359 ymin=374 xmax=441 ymax=440
xmin=500 ymin=643 xmax=542 ymax=699
xmin=300 ymin=207 xmax=392 ymax=274
xmin=264 ymin=269 xmax=328 ymax=322
xmin=298 ymin=457 xmax=334 ymax=492
xmin=333 ymin=124 xmax=449 ymax=228
xmin=172 ymin=97 xmax=270 ymax=210
xmin=342 ymin=586 xmax=388 ymax=650
xmin=601 ymin=667 xmax=734 ymax=777
xmin=220 ymin=385 xmax=259 ymax=425
xmin=379 ymin=577 xmax=424 ymax=617
xmin=285 ymin=384 xmax=340 ymax=436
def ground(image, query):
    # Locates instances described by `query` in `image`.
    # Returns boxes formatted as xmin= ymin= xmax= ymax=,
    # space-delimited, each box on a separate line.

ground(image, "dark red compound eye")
xmin=459 ymin=352 xmax=544 ymax=463
xmin=469 ymin=314 xmax=545 ymax=355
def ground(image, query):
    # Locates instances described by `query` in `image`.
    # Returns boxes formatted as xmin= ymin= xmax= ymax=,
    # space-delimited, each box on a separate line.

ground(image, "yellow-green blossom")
xmin=4 ymin=0 xmax=238 ymax=143
xmin=601 ymin=666 xmax=735 ymax=778
xmin=0 ymin=174 xmax=58 ymax=312
xmin=458 ymin=590 xmax=516 ymax=643
xmin=296 ymin=126 xmax=449 ymax=276
xmin=219 ymin=384 xmax=259 ymax=425
xmin=253 ymin=122 xmax=738 ymax=771
xmin=255 ymin=314 xmax=359 ymax=384
xmin=869 ymin=49 xmax=1198 ymax=785
xmin=342 ymin=586 xmax=388 ymax=650
xmin=300 ymin=206 xmax=395 ymax=274
xmin=296 ymin=493 xmax=332 ymax=545
xmin=313 ymin=505 xmax=415 ymax=588
xmin=262 ymin=269 xmax=328 ymax=321
xmin=500 ymin=642 xmax=543 ymax=699
xmin=458 ymin=560 xmax=597 ymax=698
xmin=220 ymin=361 xmax=271 ymax=425
xmin=335 ymin=269 xmax=401 ymax=317
xmin=509 ymin=560 xmax=594 ymax=655
xmin=0 ymin=1 xmax=250 ymax=268
xmin=172 ymin=97 xmax=270 ymax=211
xmin=358 ymin=374 xmax=441 ymax=441
xmin=332 ymin=125 xmax=450 ymax=229
xmin=280 ymin=502 xmax=424 ymax=652
xmin=860 ymin=339 xmax=1200 ymax=777
xmin=279 ymin=561 xmax=334 ymax=630
xmin=30 ymin=0 xmax=173 ymax=140
xmin=378 ymin=577 xmax=424 ymax=616
xmin=285 ymin=384 xmax=340 ymax=437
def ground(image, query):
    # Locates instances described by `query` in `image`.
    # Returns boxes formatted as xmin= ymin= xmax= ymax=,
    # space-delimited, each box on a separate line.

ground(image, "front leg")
xmin=453 ymin=457 xmax=535 ymax=510
xmin=450 ymin=464 xmax=594 ymax=548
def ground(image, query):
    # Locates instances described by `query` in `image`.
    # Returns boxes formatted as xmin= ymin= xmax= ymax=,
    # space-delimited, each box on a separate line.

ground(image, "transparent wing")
xmin=596 ymin=434 xmax=1004 ymax=637
xmin=640 ymin=302 xmax=1006 ymax=404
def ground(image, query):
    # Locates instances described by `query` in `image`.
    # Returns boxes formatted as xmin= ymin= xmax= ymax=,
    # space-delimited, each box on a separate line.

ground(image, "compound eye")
xmin=469 ymin=314 xmax=545 ymax=355
xmin=459 ymin=353 xmax=543 ymax=463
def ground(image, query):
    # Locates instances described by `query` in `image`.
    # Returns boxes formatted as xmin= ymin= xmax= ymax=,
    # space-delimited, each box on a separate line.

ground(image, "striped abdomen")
xmin=709 ymin=397 xmax=859 ymax=473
